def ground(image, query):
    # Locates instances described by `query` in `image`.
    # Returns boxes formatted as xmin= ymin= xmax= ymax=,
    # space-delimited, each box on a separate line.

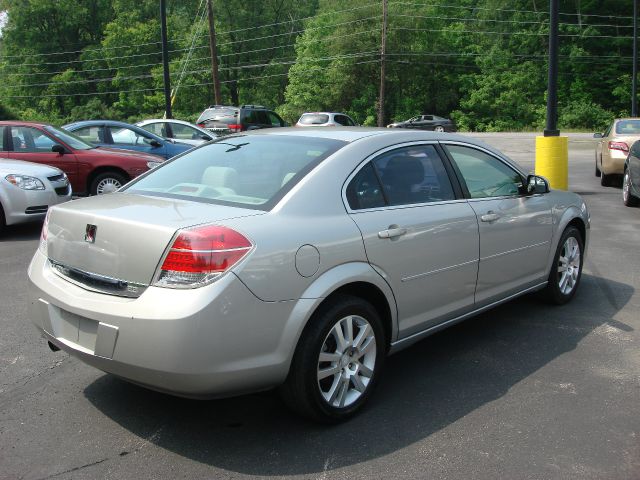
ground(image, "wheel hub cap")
xmin=557 ymin=236 xmax=581 ymax=295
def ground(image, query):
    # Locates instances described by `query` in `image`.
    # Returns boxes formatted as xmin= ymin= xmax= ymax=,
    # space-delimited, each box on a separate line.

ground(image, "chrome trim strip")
xmin=389 ymin=281 xmax=548 ymax=353
xmin=170 ymin=246 xmax=252 ymax=254
xmin=480 ymin=241 xmax=549 ymax=262
xmin=48 ymin=259 xmax=147 ymax=298
xmin=401 ymin=258 xmax=478 ymax=282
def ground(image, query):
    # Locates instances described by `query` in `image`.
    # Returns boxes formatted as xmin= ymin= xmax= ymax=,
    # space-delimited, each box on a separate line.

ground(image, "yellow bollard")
xmin=535 ymin=135 xmax=568 ymax=190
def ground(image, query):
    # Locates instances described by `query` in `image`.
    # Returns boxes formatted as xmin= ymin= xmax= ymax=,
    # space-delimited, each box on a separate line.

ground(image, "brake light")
xmin=608 ymin=141 xmax=629 ymax=153
xmin=39 ymin=209 xmax=51 ymax=253
xmin=227 ymin=124 xmax=243 ymax=133
xmin=154 ymin=225 xmax=252 ymax=288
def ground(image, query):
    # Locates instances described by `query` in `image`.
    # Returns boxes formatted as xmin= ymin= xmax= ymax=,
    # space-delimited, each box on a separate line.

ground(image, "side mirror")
xmin=149 ymin=139 xmax=162 ymax=148
xmin=200 ymin=134 xmax=210 ymax=141
xmin=51 ymin=144 xmax=65 ymax=155
xmin=593 ymin=133 xmax=603 ymax=138
xmin=525 ymin=174 xmax=550 ymax=195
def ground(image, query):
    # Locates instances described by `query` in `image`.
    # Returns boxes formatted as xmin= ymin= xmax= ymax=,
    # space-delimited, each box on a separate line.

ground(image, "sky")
xmin=0 ymin=11 xmax=6 ymax=37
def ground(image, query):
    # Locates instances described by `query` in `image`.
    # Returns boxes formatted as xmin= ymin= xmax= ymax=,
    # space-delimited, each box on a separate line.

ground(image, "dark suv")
xmin=196 ymin=105 xmax=286 ymax=136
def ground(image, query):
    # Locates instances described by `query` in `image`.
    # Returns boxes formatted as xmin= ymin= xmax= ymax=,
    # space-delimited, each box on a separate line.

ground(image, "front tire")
xmin=434 ymin=126 xmax=445 ymax=132
xmin=623 ymin=169 xmax=640 ymax=207
xmin=543 ymin=226 xmax=584 ymax=305
xmin=280 ymin=295 xmax=385 ymax=423
xmin=90 ymin=171 xmax=127 ymax=195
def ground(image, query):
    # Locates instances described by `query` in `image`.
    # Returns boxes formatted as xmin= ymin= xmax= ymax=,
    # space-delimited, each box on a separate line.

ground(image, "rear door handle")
xmin=378 ymin=226 xmax=407 ymax=239
xmin=480 ymin=211 xmax=500 ymax=223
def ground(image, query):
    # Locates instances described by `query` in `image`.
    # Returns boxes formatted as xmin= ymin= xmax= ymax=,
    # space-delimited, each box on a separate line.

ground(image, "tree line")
xmin=0 ymin=0 xmax=634 ymax=131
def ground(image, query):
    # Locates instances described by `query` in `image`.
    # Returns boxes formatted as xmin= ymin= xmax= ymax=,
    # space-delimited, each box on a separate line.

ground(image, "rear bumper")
xmin=27 ymin=249 xmax=299 ymax=398
xmin=602 ymin=150 xmax=626 ymax=175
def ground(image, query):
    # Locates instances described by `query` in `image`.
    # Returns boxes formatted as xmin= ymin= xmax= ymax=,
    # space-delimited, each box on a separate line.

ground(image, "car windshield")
xmin=125 ymin=135 xmax=346 ymax=210
xmin=615 ymin=120 xmax=640 ymax=135
xmin=46 ymin=126 xmax=95 ymax=150
xmin=197 ymin=108 xmax=238 ymax=124
xmin=299 ymin=114 xmax=330 ymax=125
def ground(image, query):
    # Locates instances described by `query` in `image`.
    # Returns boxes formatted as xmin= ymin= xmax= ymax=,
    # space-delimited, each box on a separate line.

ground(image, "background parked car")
xmin=29 ymin=129 xmax=589 ymax=423
xmin=623 ymin=139 xmax=640 ymax=207
xmin=0 ymin=121 xmax=163 ymax=195
xmin=136 ymin=119 xmax=216 ymax=146
xmin=196 ymin=104 xmax=286 ymax=135
xmin=594 ymin=118 xmax=640 ymax=186
xmin=296 ymin=112 xmax=358 ymax=127
xmin=63 ymin=120 xmax=192 ymax=160
xmin=387 ymin=114 xmax=456 ymax=132
xmin=0 ymin=158 xmax=71 ymax=233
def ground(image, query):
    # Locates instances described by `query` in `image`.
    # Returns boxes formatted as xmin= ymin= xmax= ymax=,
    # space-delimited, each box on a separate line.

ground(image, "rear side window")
xmin=299 ymin=114 xmax=329 ymax=125
xmin=73 ymin=126 xmax=104 ymax=143
xmin=141 ymin=123 xmax=166 ymax=137
xmin=0 ymin=126 xmax=4 ymax=150
xmin=126 ymin=135 xmax=346 ymax=210
xmin=347 ymin=145 xmax=456 ymax=209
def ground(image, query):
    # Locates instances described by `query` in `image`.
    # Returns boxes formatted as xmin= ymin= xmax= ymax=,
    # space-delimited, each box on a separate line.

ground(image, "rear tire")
xmin=90 ymin=171 xmax=127 ymax=195
xmin=434 ymin=126 xmax=445 ymax=132
xmin=280 ymin=295 xmax=385 ymax=423
xmin=600 ymin=171 xmax=611 ymax=186
xmin=543 ymin=226 xmax=584 ymax=305
xmin=595 ymin=156 xmax=601 ymax=177
xmin=0 ymin=204 xmax=5 ymax=234
xmin=623 ymin=169 xmax=640 ymax=207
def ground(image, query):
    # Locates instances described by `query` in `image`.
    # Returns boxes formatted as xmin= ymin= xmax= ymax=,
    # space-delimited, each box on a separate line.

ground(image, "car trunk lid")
xmin=45 ymin=192 xmax=264 ymax=294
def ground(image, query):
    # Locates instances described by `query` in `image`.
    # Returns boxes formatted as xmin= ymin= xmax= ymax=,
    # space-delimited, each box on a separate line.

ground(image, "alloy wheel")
xmin=557 ymin=236 xmax=581 ymax=295
xmin=317 ymin=315 xmax=376 ymax=408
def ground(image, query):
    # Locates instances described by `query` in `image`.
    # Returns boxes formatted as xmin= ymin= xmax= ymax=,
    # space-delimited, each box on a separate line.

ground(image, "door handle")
xmin=378 ymin=226 xmax=407 ymax=239
xmin=480 ymin=211 xmax=500 ymax=223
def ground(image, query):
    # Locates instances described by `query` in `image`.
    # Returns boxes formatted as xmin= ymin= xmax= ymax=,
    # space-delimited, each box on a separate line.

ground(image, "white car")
xmin=136 ymin=119 xmax=216 ymax=146
xmin=0 ymin=159 xmax=71 ymax=233
xmin=296 ymin=112 xmax=358 ymax=127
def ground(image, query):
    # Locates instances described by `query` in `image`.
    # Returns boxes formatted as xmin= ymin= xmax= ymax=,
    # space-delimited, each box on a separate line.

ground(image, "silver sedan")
xmin=27 ymin=129 xmax=589 ymax=422
xmin=1 ymin=158 xmax=71 ymax=233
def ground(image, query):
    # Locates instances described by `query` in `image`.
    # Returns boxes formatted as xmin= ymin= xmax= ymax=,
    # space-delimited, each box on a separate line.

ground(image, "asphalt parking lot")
xmin=1 ymin=132 xmax=639 ymax=480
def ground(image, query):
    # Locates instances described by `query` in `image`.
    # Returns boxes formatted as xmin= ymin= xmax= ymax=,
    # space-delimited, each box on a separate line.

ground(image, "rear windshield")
xmin=197 ymin=108 xmax=238 ymax=124
xmin=615 ymin=120 xmax=640 ymax=135
xmin=299 ymin=114 xmax=330 ymax=125
xmin=125 ymin=135 xmax=346 ymax=210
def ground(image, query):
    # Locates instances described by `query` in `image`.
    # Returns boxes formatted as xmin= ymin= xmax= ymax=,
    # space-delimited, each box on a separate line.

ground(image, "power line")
xmin=392 ymin=26 xmax=633 ymax=39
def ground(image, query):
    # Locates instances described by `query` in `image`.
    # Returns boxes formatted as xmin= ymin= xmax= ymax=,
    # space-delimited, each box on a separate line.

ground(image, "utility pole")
xmin=160 ymin=0 xmax=172 ymax=119
xmin=377 ymin=0 xmax=388 ymax=127
xmin=535 ymin=0 xmax=568 ymax=190
xmin=633 ymin=0 xmax=638 ymax=116
xmin=207 ymin=0 xmax=222 ymax=105
xmin=544 ymin=0 xmax=559 ymax=136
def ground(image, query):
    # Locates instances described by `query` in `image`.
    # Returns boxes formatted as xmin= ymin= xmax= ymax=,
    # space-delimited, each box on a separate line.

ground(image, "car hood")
xmin=77 ymin=147 xmax=164 ymax=162
xmin=0 ymin=158 xmax=63 ymax=177
xmin=45 ymin=192 xmax=265 ymax=287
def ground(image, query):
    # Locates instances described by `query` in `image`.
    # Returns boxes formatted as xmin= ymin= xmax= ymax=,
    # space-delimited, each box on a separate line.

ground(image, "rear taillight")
xmin=227 ymin=124 xmax=242 ymax=133
xmin=154 ymin=225 xmax=252 ymax=288
xmin=608 ymin=141 xmax=629 ymax=153
xmin=197 ymin=123 xmax=206 ymax=128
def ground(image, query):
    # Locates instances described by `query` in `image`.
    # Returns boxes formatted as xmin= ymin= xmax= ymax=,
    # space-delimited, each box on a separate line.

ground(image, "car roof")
xmin=137 ymin=119 xmax=195 ymax=126
xmin=0 ymin=120 xmax=50 ymax=128
xmin=242 ymin=127 xmax=523 ymax=171
xmin=64 ymin=120 xmax=166 ymax=141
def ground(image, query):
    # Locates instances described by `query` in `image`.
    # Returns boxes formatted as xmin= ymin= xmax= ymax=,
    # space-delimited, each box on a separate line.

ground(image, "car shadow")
xmin=84 ymin=273 xmax=633 ymax=476
xmin=0 ymin=221 xmax=42 ymax=242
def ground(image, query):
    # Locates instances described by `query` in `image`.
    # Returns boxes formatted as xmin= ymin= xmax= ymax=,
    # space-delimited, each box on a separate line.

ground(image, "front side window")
xmin=71 ymin=126 xmax=104 ymax=143
xmin=126 ymin=135 xmax=345 ymax=210
xmin=141 ymin=123 xmax=166 ymax=138
xmin=446 ymin=145 xmax=523 ymax=198
xmin=10 ymin=127 xmax=55 ymax=152
xmin=110 ymin=127 xmax=153 ymax=146
xmin=171 ymin=123 xmax=200 ymax=140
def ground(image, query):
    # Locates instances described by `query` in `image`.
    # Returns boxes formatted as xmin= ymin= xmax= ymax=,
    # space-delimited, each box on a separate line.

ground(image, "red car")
xmin=0 ymin=121 xmax=163 ymax=195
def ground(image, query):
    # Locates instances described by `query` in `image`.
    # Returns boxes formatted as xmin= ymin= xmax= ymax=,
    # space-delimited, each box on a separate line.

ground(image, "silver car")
xmin=28 ymin=129 xmax=589 ymax=422
xmin=1 ymin=159 xmax=71 ymax=233
xmin=136 ymin=119 xmax=217 ymax=146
